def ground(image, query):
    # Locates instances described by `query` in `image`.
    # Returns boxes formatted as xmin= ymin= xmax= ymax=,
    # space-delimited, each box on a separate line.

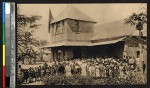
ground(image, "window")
xmin=75 ymin=20 xmax=79 ymax=33
xmin=56 ymin=22 xmax=61 ymax=33
xmin=52 ymin=24 xmax=54 ymax=29
xmin=137 ymin=51 xmax=140 ymax=58
xmin=56 ymin=22 xmax=58 ymax=29
xmin=62 ymin=20 xmax=64 ymax=25
xmin=57 ymin=22 xmax=60 ymax=27
xmin=56 ymin=22 xmax=60 ymax=29
xmin=56 ymin=22 xmax=59 ymax=33
xmin=62 ymin=21 xmax=65 ymax=32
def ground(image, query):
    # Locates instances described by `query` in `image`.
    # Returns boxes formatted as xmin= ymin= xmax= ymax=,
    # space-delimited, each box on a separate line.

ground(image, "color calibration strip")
xmin=2 ymin=2 xmax=6 ymax=88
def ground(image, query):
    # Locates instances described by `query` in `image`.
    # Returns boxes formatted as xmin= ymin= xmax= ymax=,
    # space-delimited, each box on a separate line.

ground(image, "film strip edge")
xmin=10 ymin=3 xmax=16 ymax=88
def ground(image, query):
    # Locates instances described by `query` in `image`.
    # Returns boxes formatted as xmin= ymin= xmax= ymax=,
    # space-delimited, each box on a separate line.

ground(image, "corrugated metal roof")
xmin=41 ymin=37 xmax=125 ymax=48
xmin=92 ymin=20 xmax=135 ymax=40
xmin=51 ymin=5 xmax=96 ymax=23
xmin=41 ymin=41 xmax=91 ymax=48
xmin=91 ymin=37 xmax=125 ymax=46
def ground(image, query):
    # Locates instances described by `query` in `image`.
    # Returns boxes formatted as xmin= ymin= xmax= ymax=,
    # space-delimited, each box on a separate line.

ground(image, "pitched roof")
xmin=41 ymin=37 xmax=125 ymax=48
xmin=51 ymin=5 xmax=96 ymax=23
xmin=91 ymin=20 xmax=135 ymax=40
xmin=41 ymin=41 xmax=91 ymax=48
xmin=91 ymin=37 xmax=125 ymax=46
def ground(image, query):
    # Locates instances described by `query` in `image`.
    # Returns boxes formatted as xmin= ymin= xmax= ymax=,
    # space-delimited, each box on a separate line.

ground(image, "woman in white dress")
xmin=88 ymin=64 xmax=92 ymax=76
xmin=95 ymin=63 xmax=100 ymax=77
xmin=103 ymin=64 xmax=106 ymax=78
xmin=99 ymin=63 xmax=103 ymax=78
xmin=119 ymin=63 xmax=124 ymax=79
xmin=86 ymin=61 xmax=90 ymax=76
xmin=81 ymin=61 xmax=87 ymax=76
xmin=65 ymin=63 xmax=72 ymax=77
xmin=91 ymin=64 xmax=96 ymax=77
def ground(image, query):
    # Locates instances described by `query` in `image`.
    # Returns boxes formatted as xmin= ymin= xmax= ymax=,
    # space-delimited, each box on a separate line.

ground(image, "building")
xmin=43 ymin=5 xmax=147 ymax=62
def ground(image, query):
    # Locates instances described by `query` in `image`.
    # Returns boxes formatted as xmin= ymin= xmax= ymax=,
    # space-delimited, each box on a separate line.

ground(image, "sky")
xmin=18 ymin=3 xmax=147 ymax=42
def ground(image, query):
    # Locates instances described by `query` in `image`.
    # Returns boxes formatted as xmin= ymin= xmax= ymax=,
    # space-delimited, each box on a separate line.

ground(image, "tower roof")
xmin=51 ymin=5 xmax=96 ymax=23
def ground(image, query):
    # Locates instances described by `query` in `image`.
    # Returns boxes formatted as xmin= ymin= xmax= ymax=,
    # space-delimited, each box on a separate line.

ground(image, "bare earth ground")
xmin=22 ymin=81 xmax=43 ymax=85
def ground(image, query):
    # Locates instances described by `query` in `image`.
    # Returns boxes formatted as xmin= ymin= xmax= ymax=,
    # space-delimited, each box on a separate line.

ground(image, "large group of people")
xmin=17 ymin=56 xmax=146 ymax=85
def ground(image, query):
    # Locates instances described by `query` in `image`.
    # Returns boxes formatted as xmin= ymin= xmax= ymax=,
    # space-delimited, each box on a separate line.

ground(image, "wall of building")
xmin=66 ymin=19 xmax=94 ymax=41
xmin=50 ymin=19 xmax=95 ymax=43
xmin=124 ymin=44 xmax=147 ymax=61
xmin=50 ymin=20 xmax=67 ymax=43
xmin=51 ymin=47 xmax=73 ymax=62
xmin=51 ymin=46 xmax=89 ymax=62
xmin=50 ymin=41 xmax=128 ymax=62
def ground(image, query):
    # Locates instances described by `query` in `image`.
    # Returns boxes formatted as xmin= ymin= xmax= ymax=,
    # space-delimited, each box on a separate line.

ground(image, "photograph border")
xmin=13 ymin=0 xmax=149 ymax=88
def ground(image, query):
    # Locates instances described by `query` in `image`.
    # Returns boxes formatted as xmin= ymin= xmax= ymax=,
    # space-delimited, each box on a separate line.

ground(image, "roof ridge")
xmin=51 ymin=5 xmax=96 ymax=23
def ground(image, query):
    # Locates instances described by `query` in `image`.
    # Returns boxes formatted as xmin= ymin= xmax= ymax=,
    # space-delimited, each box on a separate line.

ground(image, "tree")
xmin=34 ymin=40 xmax=48 ymax=61
xmin=17 ymin=7 xmax=42 ymax=64
xmin=124 ymin=12 xmax=147 ymax=37
xmin=124 ymin=6 xmax=147 ymax=62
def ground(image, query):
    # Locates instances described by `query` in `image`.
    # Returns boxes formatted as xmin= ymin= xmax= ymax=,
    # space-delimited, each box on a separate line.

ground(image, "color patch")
xmin=3 ymin=24 xmax=6 ymax=45
xmin=3 ymin=66 xmax=6 ymax=88
xmin=3 ymin=45 xmax=6 ymax=66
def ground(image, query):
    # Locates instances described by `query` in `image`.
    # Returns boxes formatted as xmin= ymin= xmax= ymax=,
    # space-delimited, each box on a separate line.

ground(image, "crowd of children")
xmin=17 ymin=57 xmax=146 ymax=84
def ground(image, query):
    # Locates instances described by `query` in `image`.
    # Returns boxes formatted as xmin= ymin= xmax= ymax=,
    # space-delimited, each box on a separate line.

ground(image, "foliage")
xmin=17 ymin=7 xmax=49 ymax=64
xmin=43 ymin=74 xmax=144 ymax=85
xmin=124 ymin=12 xmax=147 ymax=36
xmin=34 ymin=40 xmax=48 ymax=47
xmin=124 ymin=6 xmax=147 ymax=46
xmin=34 ymin=40 xmax=49 ymax=61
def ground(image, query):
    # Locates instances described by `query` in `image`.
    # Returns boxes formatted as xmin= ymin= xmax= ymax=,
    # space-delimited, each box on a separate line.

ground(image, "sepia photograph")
xmin=16 ymin=3 xmax=147 ymax=85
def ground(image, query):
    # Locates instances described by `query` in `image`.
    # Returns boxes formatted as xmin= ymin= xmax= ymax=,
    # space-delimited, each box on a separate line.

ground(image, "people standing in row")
xmin=19 ymin=56 xmax=146 ymax=84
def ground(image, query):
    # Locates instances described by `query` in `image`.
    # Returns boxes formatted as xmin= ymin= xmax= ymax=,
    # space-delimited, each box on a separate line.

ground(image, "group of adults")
xmin=17 ymin=56 xmax=146 ymax=84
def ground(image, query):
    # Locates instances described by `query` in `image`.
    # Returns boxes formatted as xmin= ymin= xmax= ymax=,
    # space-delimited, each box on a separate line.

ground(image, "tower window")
xmin=52 ymin=24 xmax=54 ymax=28
xmin=62 ymin=20 xmax=64 ymax=25
xmin=137 ymin=51 xmax=140 ymax=58
xmin=75 ymin=20 xmax=79 ymax=33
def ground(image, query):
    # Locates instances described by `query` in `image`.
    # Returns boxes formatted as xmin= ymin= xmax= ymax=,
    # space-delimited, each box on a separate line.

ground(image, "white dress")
xmin=119 ymin=66 xmax=124 ymax=79
xmin=91 ymin=66 xmax=96 ymax=76
xmin=95 ymin=66 xmax=100 ymax=77
xmin=81 ymin=63 xmax=87 ymax=76
xmin=88 ymin=66 xmax=92 ymax=76
xmin=65 ymin=65 xmax=72 ymax=77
